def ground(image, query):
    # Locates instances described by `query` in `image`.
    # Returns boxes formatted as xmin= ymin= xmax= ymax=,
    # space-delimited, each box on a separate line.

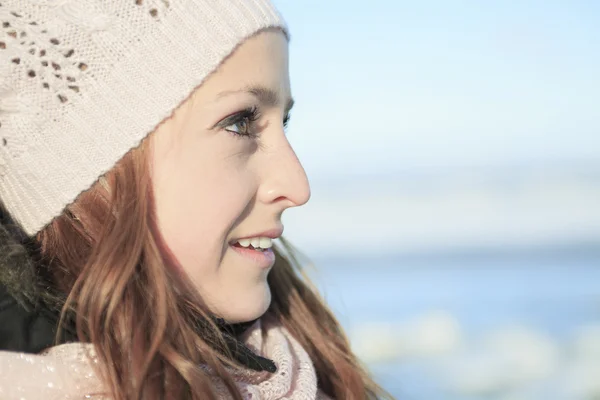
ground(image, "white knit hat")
xmin=0 ymin=0 xmax=286 ymax=235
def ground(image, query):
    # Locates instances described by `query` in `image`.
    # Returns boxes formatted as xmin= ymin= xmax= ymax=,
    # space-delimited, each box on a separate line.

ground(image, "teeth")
xmin=259 ymin=237 xmax=272 ymax=249
xmin=235 ymin=237 xmax=273 ymax=250
xmin=238 ymin=238 xmax=251 ymax=247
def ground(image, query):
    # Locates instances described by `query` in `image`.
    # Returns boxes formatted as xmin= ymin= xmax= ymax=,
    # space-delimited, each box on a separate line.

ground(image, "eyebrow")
xmin=216 ymin=85 xmax=295 ymax=112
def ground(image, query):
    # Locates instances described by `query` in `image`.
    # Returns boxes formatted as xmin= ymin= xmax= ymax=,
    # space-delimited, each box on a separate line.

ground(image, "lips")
xmin=233 ymin=227 xmax=284 ymax=242
xmin=230 ymin=243 xmax=275 ymax=269
xmin=228 ymin=226 xmax=282 ymax=269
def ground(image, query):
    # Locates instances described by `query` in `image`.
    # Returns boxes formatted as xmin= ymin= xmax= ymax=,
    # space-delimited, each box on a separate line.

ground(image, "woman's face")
xmin=150 ymin=30 xmax=310 ymax=323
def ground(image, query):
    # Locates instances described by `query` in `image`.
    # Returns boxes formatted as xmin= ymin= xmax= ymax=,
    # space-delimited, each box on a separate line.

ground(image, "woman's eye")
xmin=225 ymin=118 xmax=251 ymax=136
xmin=220 ymin=107 xmax=260 ymax=138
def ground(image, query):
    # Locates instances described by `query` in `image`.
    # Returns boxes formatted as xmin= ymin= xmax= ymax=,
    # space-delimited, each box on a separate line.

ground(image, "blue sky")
xmin=272 ymin=1 xmax=600 ymax=179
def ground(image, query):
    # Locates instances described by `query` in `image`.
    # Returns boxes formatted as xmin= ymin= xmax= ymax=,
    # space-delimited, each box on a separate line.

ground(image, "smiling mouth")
xmin=231 ymin=242 xmax=269 ymax=252
xmin=229 ymin=240 xmax=276 ymax=269
xmin=231 ymin=236 xmax=274 ymax=252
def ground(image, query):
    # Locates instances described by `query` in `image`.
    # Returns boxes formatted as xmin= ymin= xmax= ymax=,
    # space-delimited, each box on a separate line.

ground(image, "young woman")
xmin=0 ymin=1 xmax=391 ymax=399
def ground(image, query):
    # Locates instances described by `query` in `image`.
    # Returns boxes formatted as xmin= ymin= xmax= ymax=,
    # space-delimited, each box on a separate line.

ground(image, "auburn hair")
xmin=34 ymin=137 xmax=392 ymax=400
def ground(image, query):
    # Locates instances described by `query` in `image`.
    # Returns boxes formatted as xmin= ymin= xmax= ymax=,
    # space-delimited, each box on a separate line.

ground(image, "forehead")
xmin=197 ymin=29 xmax=290 ymax=99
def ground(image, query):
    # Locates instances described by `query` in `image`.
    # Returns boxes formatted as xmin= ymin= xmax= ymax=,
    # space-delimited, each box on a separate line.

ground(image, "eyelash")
xmin=221 ymin=107 xmax=291 ymax=139
xmin=222 ymin=106 xmax=261 ymax=139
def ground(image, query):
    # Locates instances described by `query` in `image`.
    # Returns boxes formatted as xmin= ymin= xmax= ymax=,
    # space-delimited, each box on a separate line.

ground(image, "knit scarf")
xmin=0 ymin=317 xmax=330 ymax=400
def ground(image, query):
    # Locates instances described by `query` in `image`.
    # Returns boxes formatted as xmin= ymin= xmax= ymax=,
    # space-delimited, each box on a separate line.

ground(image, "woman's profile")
xmin=0 ymin=1 xmax=391 ymax=399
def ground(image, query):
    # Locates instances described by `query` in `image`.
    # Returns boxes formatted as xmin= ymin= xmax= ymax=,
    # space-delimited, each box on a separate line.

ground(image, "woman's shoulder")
xmin=0 ymin=342 xmax=109 ymax=399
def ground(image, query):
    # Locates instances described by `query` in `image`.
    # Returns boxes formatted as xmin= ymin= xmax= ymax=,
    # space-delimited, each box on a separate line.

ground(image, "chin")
xmin=218 ymin=284 xmax=272 ymax=323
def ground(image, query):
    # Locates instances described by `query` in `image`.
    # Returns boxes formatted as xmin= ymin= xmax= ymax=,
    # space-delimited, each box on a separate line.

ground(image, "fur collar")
xmin=0 ymin=220 xmax=62 ymax=312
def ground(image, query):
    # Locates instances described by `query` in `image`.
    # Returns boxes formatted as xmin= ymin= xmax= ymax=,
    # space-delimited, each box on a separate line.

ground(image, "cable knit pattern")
xmin=0 ymin=318 xmax=330 ymax=399
xmin=0 ymin=0 xmax=287 ymax=235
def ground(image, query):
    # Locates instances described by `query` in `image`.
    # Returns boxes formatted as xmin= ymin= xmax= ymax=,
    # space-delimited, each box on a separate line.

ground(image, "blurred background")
xmin=273 ymin=1 xmax=600 ymax=399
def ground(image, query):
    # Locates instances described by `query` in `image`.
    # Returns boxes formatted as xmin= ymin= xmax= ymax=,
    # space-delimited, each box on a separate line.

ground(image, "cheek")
xmin=151 ymin=146 xmax=252 ymax=278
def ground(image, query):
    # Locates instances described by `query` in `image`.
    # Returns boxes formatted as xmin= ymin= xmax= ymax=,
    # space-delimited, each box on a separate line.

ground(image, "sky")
xmin=272 ymin=0 xmax=600 ymax=180
xmin=269 ymin=1 xmax=600 ymax=254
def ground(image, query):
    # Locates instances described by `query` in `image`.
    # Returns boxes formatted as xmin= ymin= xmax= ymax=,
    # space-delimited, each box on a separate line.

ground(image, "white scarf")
xmin=0 ymin=319 xmax=331 ymax=399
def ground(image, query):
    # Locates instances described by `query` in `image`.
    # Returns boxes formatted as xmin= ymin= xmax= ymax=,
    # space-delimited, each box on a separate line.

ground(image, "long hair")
xmin=34 ymin=138 xmax=392 ymax=399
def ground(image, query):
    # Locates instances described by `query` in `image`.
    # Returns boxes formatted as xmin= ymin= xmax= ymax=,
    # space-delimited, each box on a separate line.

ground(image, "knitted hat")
xmin=0 ymin=0 xmax=286 ymax=236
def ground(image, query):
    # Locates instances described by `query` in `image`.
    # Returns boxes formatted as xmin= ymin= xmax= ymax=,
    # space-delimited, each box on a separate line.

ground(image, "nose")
xmin=258 ymin=137 xmax=311 ymax=209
